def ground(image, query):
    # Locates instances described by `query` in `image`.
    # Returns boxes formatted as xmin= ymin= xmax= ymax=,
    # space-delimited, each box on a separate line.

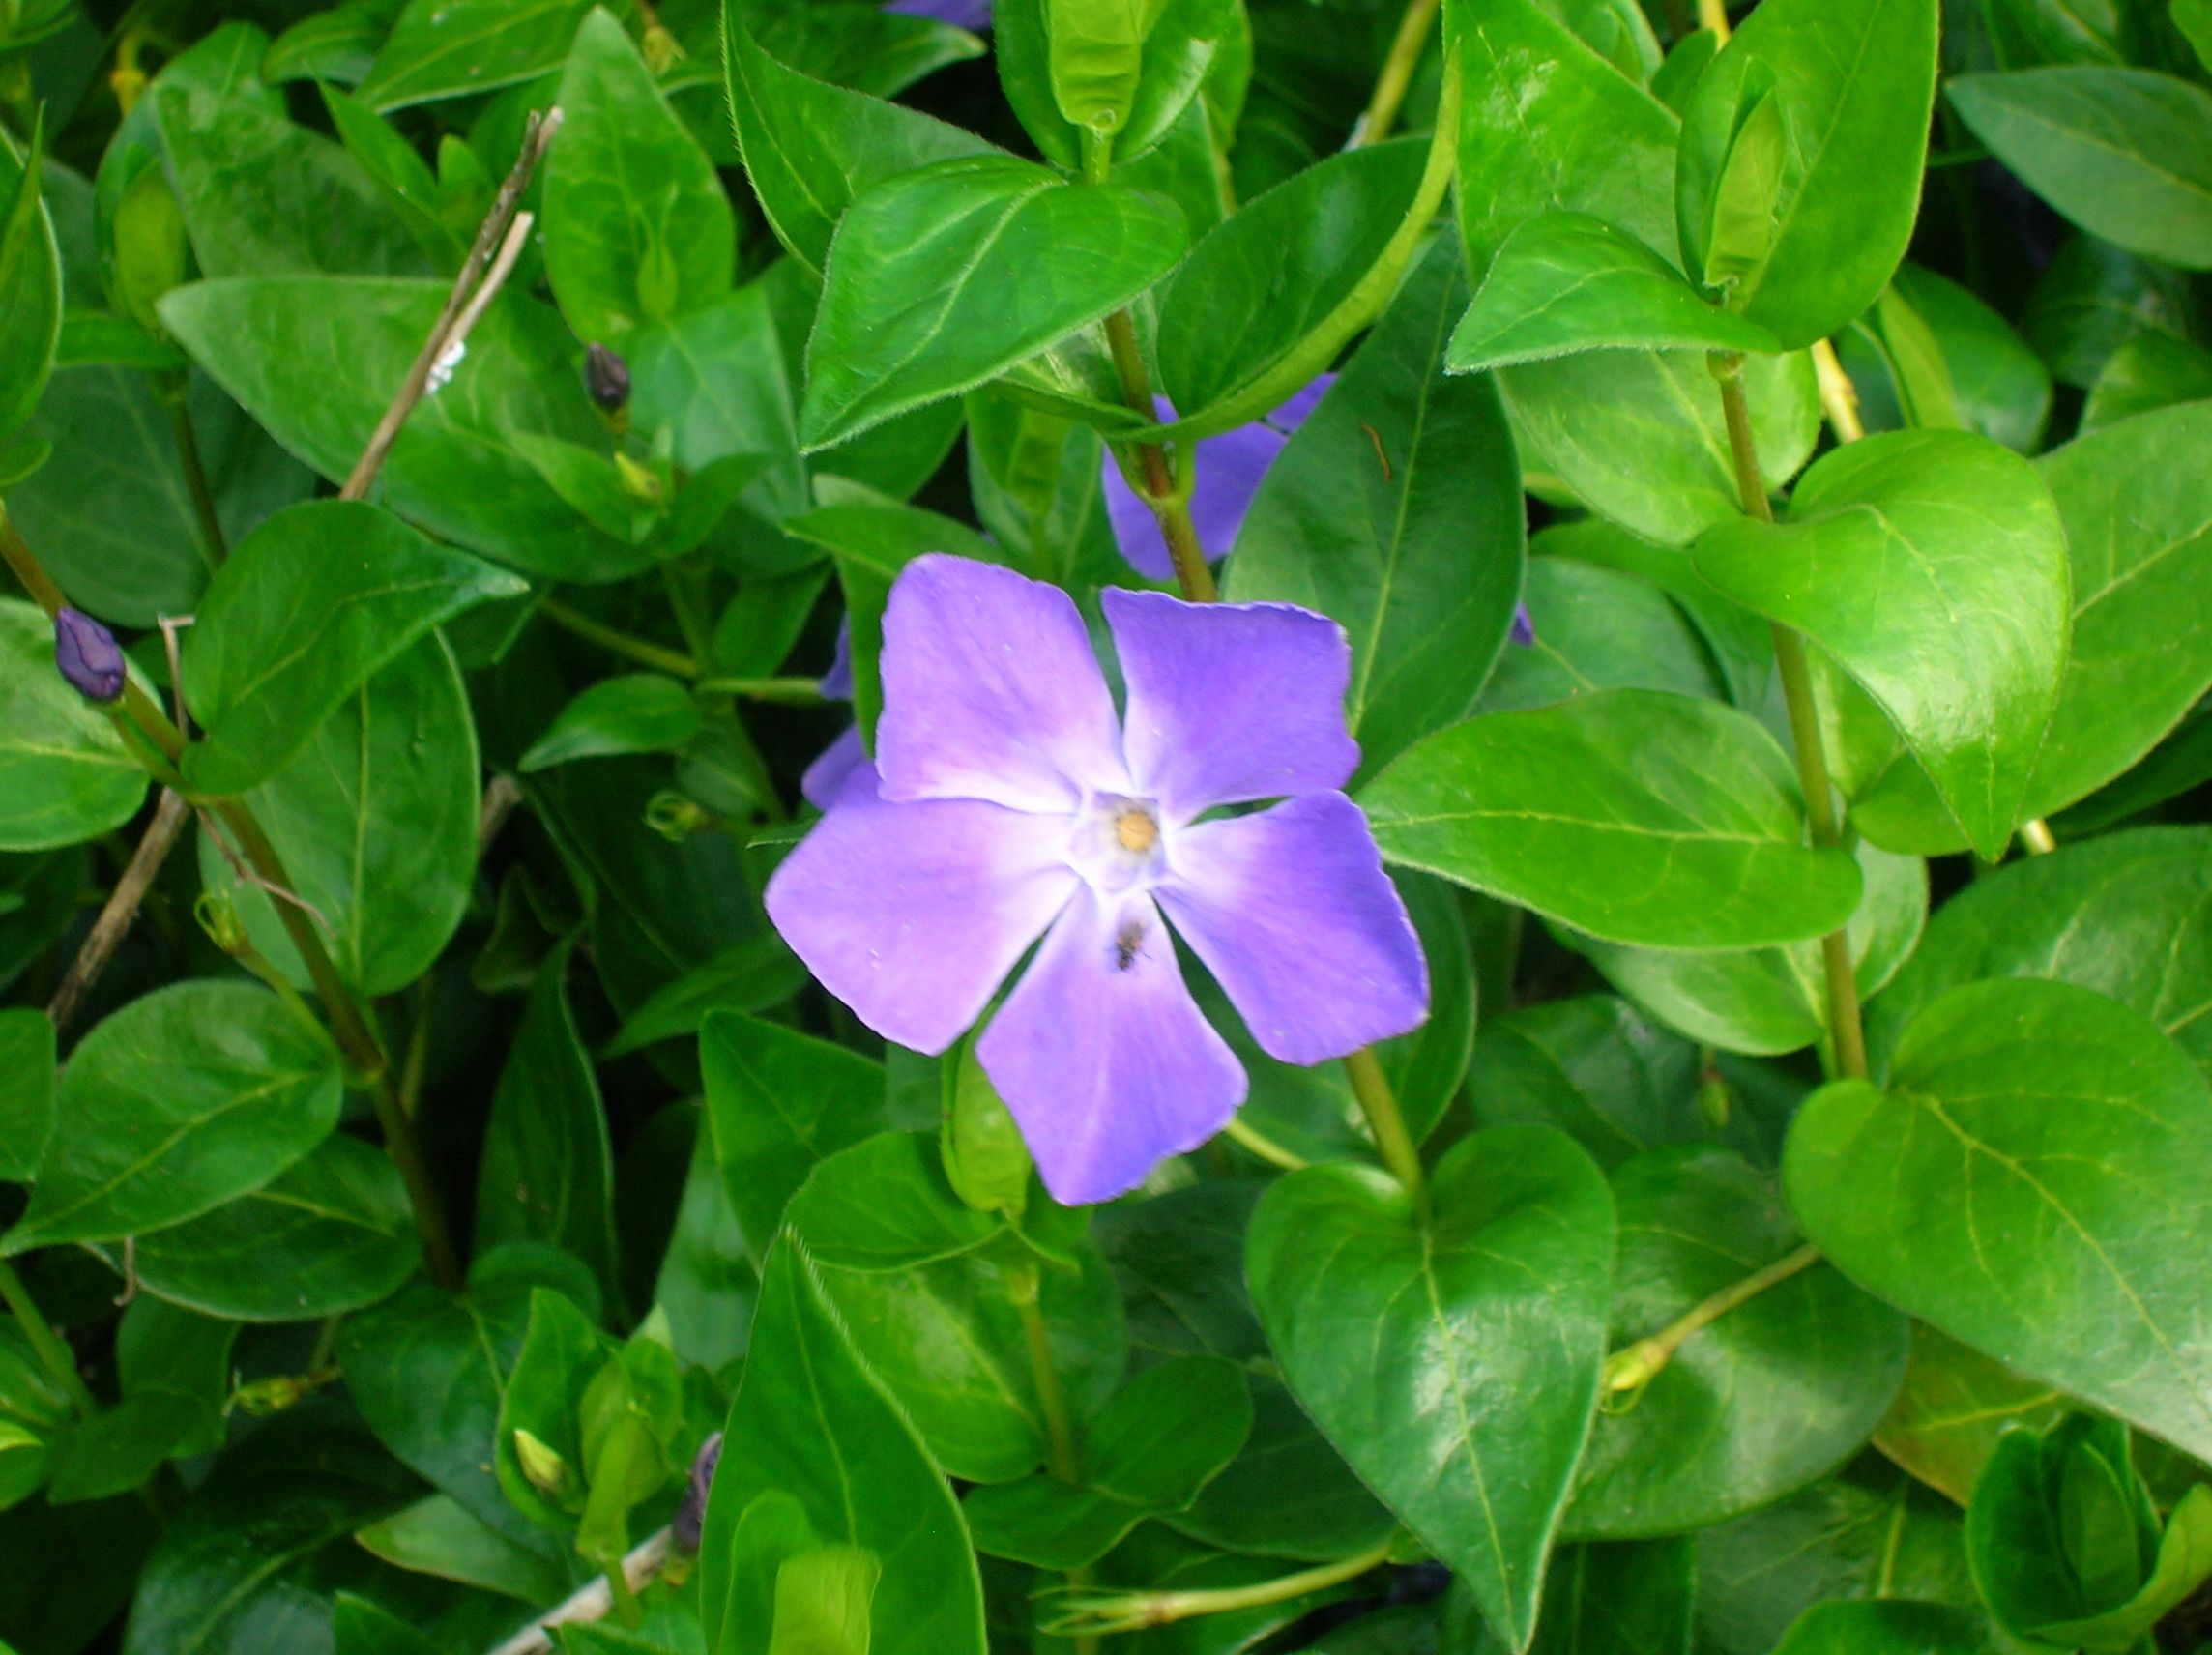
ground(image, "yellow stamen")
xmin=1115 ymin=807 xmax=1158 ymax=854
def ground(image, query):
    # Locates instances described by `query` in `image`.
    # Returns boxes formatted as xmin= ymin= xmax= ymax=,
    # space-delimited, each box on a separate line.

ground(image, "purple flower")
xmin=1102 ymin=378 xmax=1334 ymax=582
xmin=765 ymin=556 xmax=1428 ymax=1205
xmin=1510 ymin=602 xmax=1535 ymax=646
xmin=673 ymin=1431 xmax=721 ymax=1553
xmin=801 ymin=622 xmax=869 ymax=811
xmin=53 ymin=607 xmax=125 ymax=703
xmin=884 ymin=0 xmax=992 ymax=26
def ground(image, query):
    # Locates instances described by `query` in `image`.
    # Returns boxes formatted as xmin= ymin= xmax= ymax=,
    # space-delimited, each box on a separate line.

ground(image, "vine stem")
xmin=1221 ymin=1116 xmax=1309 ymax=1172
xmin=538 ymin=597 xmax=699 ymax=679
xmin=485 ymin=1527 xmax=674 ymax=1655
xmin=1345 ymin=1047 xmax=1430 ymax=1224
xmin=1810 ymin=340 xmax=1865 ymax=443
xmin=1009 ymin=1262 xmax=1097 ymax=1655
xmin=1602 ymin=1243 xmax=1821 ymax=1393
xmin=1101 ymin=310 xmax=1217 ymax=603
xmin=1046 ymin=1537 xmax=1396 ymax=1635
xmin=46 ymin=788 xmax=190 ymax=1034
xmin=1711 ymin=352 xmax=1869 ymax=1083
xmin=0 ymin=1260 xmax=100 ymax=1419
xmin=1351 ymin=0 xmax=1441 ymax=149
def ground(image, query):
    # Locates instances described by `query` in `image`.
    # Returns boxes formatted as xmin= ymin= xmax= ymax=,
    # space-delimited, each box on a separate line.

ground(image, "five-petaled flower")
xmin=766 ymin=555 xmax=1429 ymax=1206
xmin=801 ymin=622 xmax=867 ymax=810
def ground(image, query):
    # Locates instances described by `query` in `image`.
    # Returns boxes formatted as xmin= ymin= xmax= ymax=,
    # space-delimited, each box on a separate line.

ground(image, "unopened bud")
xmin=584 ymin=342 xmax=630 ymax=414
xmin=512 ymin=1428 xmax=572 ymax=1500
xmin=645 ymin=790 xmax=710 ymax=840
xmin=193 ymin=889 xmax=249 ymax=956
xmin=613 ymin=450 xmax=663 ymax=507
xmin=673 ymin=1431 xmax=721 ymax=1552
xmin=641 ymin=21 xmax=683 ymax=74
xmin=54 ymin=607 xmax=125 ymax=702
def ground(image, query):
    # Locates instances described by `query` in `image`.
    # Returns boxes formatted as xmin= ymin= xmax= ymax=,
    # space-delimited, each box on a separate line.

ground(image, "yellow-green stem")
xmin=1353 ymin=0 xmax=1442 ymax=147
xmin=1710 ymin=353 xmax=1869 ymax=1083
xmin=1345 ymin=1046 xmax=1429 ymax=1225
xmin=2020 ymin=818 xmax=2057 ymax=855
xmin=1049 ymin=1537 xmax=1396 ymax=1634
xmin=538 ymin=597 xmax=699 ymax=679
xmin=0 ymin=1261 xmax=100 ymax=1419
xmin=1221 ymin=1115 xmax=1309 ymax=1172
xmin=691 ymin=676 xmax=825 ymax=704
xmin=1603 ymin=1243 xmax=1820 ymax=1393
xmin=1698 ymin=0 xmax=1732 ymax=38
xmin=1010 ymin=1263 xmax=1081 ymax=1484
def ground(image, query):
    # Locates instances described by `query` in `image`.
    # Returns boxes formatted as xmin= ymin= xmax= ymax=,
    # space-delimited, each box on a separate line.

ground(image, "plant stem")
xmin=0 ymin=1261 xmax=99 ymax=1419
xmin=1809 ymin=340 xmax=1865 ymax=444
xmin=165 ymin=386 xmax=227 ymax=566
xmin=1344 ymin=1046 xmax=1430 ymax=1225
xmin=1048 ymin=1537 xmax=1396 ymax=1634
xmin=1221 ymin=1116 xmax=1309 ymax=1172
xmin=1603 ymin=1243 xmax=1820 ymax=1393
xmin=1698 ymin=0 xmax=1732 ymax=39
xmin=485 ymin=1527 xmax=674 ymax=1655
xmin=1352 ymin=0 xmax=1441 ymax=148
xmin=1101 ymin=310 xmax=1217 ymax=603
xmin=2020 ymin=818 xmax=2057 ymax=855
xmin=1710 ymin=352 xmax=1869 ymax=1082
xmin=538 ymin=597 xmax=699 ymax=679
xmin=1010 ymin=1263 xmax=1081 ymax=1484
xmin=47 ymin=787 xmax=189 ymax=1034
xmin=691 ymin=676 xmax=824 ymax=704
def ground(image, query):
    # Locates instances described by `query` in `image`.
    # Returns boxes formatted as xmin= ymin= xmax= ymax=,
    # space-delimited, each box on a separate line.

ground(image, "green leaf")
xmin=1466 ymin=996 xmax=1713 ymax=1173
xmin=0 ymin=122 xmax=60 ymax=442
xmin=699 ymin=1242 xmax=989 ymax=1655
xmin=0 ymin=1007 xmax=53 ymax=1184
xmin=0 ymin=598 xmax=148 ymax=853
xmin=799 ymin=157 xmax=1187 ymax=450
xmin=721 ymin=0 xmax=1000 ymax=276
xmin=1476 ymin=557 xmax=1731 ymax=715
xmin=1787 ymin=977 xmax=2212 ymax=1463
xmin=521 ymin=674 xmax=703 ymax=772
xmin=1445 ymin=1536 xmax=1693 ymax=1655
xmin=545 ymin=9 xmax=734 ymax=344
xmin=997 ymin=0 xmax=1233 ymax=168
xmin=494 ymin=1287 xmax=612 ymax=1528
xmin=785 ymin=1131 xmax=1126 ymax=1484
xmin=1694 ymin=428 xmax=2072 ymax=860
xmin=601 ymin=935 xmax=807 ymax=1059
xmin=1360 ymin=689 xmax=1864 ymax=949
xmin=1873 ymin=1324 xmax=2067 ymax=1509
xmin=1770 ymin=1600 xmax=1997 ymax=1655
xmin=319 ymin=86 xmax=467 ymax=270
xmin=197 ymin=632 xmax=479 ymax=997
xmin=964 ymin=1354 xmax=1252 ymax=1568
xmin=1155 ymin=138 xmax=1426 ymax=418
xmin=767 ymin=1547 xmax=880 ymax=1655
xmin=1948 ymin=68 xmax=2212 ymax=271
xmin=357 ymin=1491 xmax=569 ymax=1604
xmin=1893 ymin=263 xmax=2052 ymax=454
xmin=47 ymin=1300 xmax=236 ymax=1504
xmin=1565 ymin=1145 xmax=1906 ymax=1539
xmin=1674 ymin=0 xmax=1938 ymax=346
xmin=1450 ymin=0 xmax=1680 ymax=272
xmin=1448 ymin=213 xmax=1783 ymax=373
xmin=160 ymin=276 xmax=649 ymax=582
xmin=2 ymin=981 xmax=341 ymax=1254
xmin=1247 ymin=1127 xmax=1615 ymax=1649
xmin=2023 ymin=232 xmax=2200 ymax=391
xmin=477 ymin=947 xmax=622 ymax=1310
xmin=2081 ymin=332 xmax=2212 ymax=432
xmin=180 ymin=500 xmax=523 ymax=795
xmin=332 ymin=1596 xmax=457 ymax=1655
xmin=1499 ymin=345 xmax=1820 ymax=547
xmin=1227 ymin=235 xmax=1525 ymax=781
xmin=359 ymin=0 xmax=595 ymax=110
xmin=1838 ymin=282 xmax=1964 ymax=436
xmin=751 ymin=3 xmax=986 ymax=100
xmin=1865 ymin=826 xmax=2212 ymax=1083
xmin=1041 ymin=0 xmax=1164 ymax=139
xmin=107 ymin=1133 xmax=421 ymax=1322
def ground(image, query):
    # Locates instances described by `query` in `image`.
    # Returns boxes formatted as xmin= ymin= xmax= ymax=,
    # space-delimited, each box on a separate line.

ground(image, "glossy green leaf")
xmin=1949 ymin=68 xmax=2212 ymax=271
xmin=1227 ymin=235 xmax=1525 ymax=780
xmin=1838 ymin=283 xmax=1963 ymax=436
xmin=800 ymin=157 xmax=1187 ymax=450
xmin=1893 ymin=264 xmax=2052 ymax=454
xmin=332 ymin=1596 xmax=461 ymax=1655
xmin=476 ymin=947 xmax=621 ymax=1309
xmin=1477 ymin=558 xmax=1730 ymax=715
xmin=0 ymin=123 xmax=60 ymax=442
xmin=47 ymin=1300 xmax=235 ymax=1505
xmin=1156 ymin=138 xmax=1426 ymax=418
xmin=1674 ymin=0 xmax=1938 ymax=346
xmin=1695 ymin=429 xmax=2071 ymax=859
xmin=2023 ymin=232 xmax=2201 ymax=391
xmin=359 ymin=0 xmax=594 ymax=110
xmin=2081 ymin=332 xmax=2212 ymax=432
xmin=1787 ymin=977 xmax=2212 ymax=1463
xmin=1446 ymin=1536 xmax=1693 ymax=1654
xmin=1451 ymin=0 xmax=1680 ymax=272
xmin=700 ymin=1243 xmax=989 ymax=1655
xmin=1499 ymin=345 xmax=1820 ymax=546
xmin=545 ymin=9 xmax=733 ymax=344
xmin=1166 ymin=1380 xmax=1397 ymax=1563
xmin=1466 ymin=996 xmax=1711 ymax=1173
xmin=964 ymin=1355 xmax=1251 ymax=1568
xmin=198 ymin=632 xmax=478 ymax=997
xmin=1449 ymin=213 xmax=1782 ymax=373
xmin=1566 ymin=1145 xmax=1906 ymax=1539
xmin=161 ymin=276 xmax=648 ymax=582
xmin=357 ymin=1492 xmax=568 ymax=1605
xmin=521 ymin=674 xmax=702 ymax=772
xmin=2 ymin=981 xmax=341 ymax=1254
xmin=111 ymin=1133 xmax=420 ymax=1322
xmin=180 ymin=500 xmax=522 ymax=794
xmin=1770 ymin=1600 xmax=1996 ymax=1655
xmin=997 ymin=0 xmax=1233 ymax=168
xmin=1248 ymin=1127 xmax=1615 ymax=1648
xmin=0 ymin=598 xmax=148 ymax=852
xmin=1360 ymin=689 xmax=1863 ymax=949
xmin=601 ymin=935 xmax=807 ymax=1059
xmin=1873 ymin=1324 xmax=2067 ymax=1509
xmin=722 ymin=0 xmax=1001 ymax=276
xmin=750 ymin=3 xmax=986 ymax=100
xmin=0 ymin=1009 xmax=53 ymax=1183
xmin=493 ymin=1286 xmax=610 ymax=1528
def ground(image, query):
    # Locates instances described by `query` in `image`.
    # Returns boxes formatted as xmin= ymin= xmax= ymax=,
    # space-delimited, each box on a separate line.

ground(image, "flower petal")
xmin=800 ymin=723 xmax=869 ymax=811
xmin=1102 ymin=421 xmax=1287 ymax=581
xmin=978 ymin=887 xmax=1245 ymax=1206
xmin=876 ymin=555 xmax=1127 ymax=810
xmin=1265 ymin=372 xmax=1337 ymax=434
xmin=1104 ymin=587 xmax=1360 ymax=816
xmin=765 ymin=781 xmax=1078 ymax=1055
xmin=819 ymin=620 xmax=855 ymax=701
xmin=1156 ymin=793 xmax=1428 ymax=1066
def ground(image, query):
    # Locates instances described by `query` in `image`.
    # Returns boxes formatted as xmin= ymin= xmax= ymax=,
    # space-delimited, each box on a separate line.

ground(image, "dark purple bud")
xmin=584 ymin=342 xmax=630 ymax=414
xmin=54 ymin=607 xmax=126 ymax=703
xmin=673 ymin=1431 xmax=721 ymax=1552
xmin=1509 ymin=602 xmax=1535 ymax=647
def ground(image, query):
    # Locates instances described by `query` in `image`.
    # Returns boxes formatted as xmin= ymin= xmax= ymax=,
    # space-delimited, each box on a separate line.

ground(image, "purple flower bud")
xmin=673 ymin=1431 xmax=721 ymax=1552
xmin=584 ymin=342 xmax=630 ymax=414
xmin=54 ymin=608 xmax=126 ymax=703
xmin=1509 ymin=602 xmax=1536 ymax=647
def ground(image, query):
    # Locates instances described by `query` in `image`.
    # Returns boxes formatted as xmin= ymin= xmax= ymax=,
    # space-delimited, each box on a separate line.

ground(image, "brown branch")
xmin=46 ymin=789 xmax=191 ymax=1035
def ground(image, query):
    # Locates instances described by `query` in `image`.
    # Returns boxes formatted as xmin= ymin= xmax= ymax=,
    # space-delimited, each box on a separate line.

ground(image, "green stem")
xmin=1353 ymin=0 xmax=1441 ymax=147
xmin=1047 ymin=1537 xmax=1396 ymax=1635
xmin=1603 ymin=1243 xmax=1820 ymax=1393
xmin=657 ymin=560 xmax=715 ymax=669
xmin=1010 ymin=1262 xmax=1081 ymax=1484
xmin=1102 ymin=309 xmax=1218 ymax=604
xmin=1221 ymin=1115 xmax=1309 ymax=1172
xmin=0 ymin=1261 xmax=99 ymax=1420
xmin=163 ymin=380 xmax=228 ymax=567
xmin=538 ymin=597 xmax=699 ymax=680
xmin=1344 ymin=1047 xmax=1429 ymax=1225
xmin=690 ymin=676 xmax=826 ymax=704
xmin=1710 ymin=352 xmax=1869 ymax=1083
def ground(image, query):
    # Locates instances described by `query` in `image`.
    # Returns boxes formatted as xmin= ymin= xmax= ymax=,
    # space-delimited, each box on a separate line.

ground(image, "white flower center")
xmin=1067 ymin=793 xmax=1168 ymax=894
